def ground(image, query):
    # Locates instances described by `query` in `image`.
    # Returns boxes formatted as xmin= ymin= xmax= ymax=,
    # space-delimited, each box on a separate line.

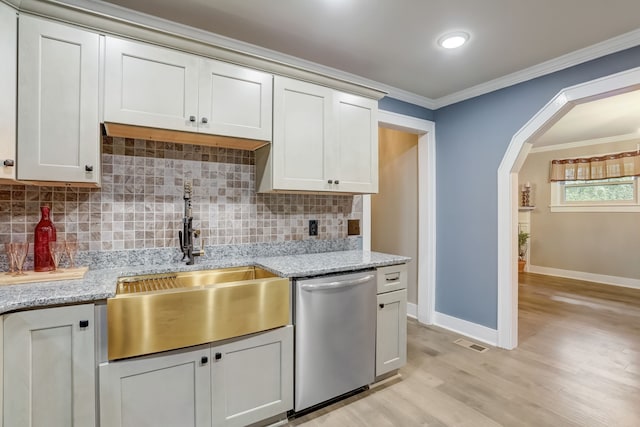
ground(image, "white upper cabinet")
xmin=270 ymin=77 xmax=334 ymax=192
xmin=335 ymin=92 xmax=378 ymax=193
xmin=104 ymin=37 xmax=200 ymax=133
xmin=0 ymin=3 xmax=16 ymax=183
xmin=105 ymin=37 xmax=272 ymax=141
xmin=18 ymin=15 xmax=101 ymax=185
xmin=198 ymin=60 xmax=273 ymax=141
xmin=257 ymin=75 xmax=378 ymax=194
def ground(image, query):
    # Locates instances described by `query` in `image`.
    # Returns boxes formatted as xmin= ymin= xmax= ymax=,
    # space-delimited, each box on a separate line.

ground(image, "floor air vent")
xmin=454 ymin=338 xmax=489 ymax=353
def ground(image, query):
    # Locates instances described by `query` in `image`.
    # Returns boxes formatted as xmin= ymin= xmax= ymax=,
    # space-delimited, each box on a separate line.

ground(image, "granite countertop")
xmin=0 ymin=250 xmax=410 ymax=315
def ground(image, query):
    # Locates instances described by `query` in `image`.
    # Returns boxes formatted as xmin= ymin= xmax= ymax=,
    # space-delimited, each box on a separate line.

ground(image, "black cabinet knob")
xmin=3 ymin=159 xmax=14 ymax=167
xmin=201 ymin=356 xmax=208 ymax=364
xmin=327 ymin=179 xmax=333 ymax=184
xmin=379 ymin=303 xmax=385 ymax=309
xmin=189 ymin=115 xmax=196 ymax=122
xmin=214 ymin=352 xmax=222 ymax=360
xmin=201 ymin=117 xmax=208 ymax=124
xmin=85 ymin=165 xmax=93 ymax=172
xmin=79 ymin=320 xmax=89 ymax=328
xmin=334 ymin=180 xmax=340 ymax=184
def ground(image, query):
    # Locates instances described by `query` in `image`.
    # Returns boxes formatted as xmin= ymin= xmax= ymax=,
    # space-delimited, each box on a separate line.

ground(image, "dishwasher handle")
xmin=300 ymin=274 xmax=375 ymax=291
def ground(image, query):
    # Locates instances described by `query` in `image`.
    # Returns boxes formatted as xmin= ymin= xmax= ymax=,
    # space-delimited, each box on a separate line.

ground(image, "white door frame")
xmin=363 ymin=110 xmax=436 ymax=325
xmin=496 ymin=66 xmax=640 ymax=349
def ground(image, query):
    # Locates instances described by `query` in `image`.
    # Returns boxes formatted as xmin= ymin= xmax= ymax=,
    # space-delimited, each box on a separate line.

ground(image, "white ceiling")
xmin=535 ymin=90 xmax=640 ymax=147
xmin=88 ymin=0 xmax=640 ymax=144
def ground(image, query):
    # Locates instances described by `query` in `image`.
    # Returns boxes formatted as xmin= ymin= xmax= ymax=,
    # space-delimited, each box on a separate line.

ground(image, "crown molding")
xmin=19 ymin=0 xmax=387 ymax=98
xmin=15 ymin=0 xmax=640 ymax=111
xmin=379 ymin=87 xmax=437 ymax=110
xmin=529 ymin=132 xmax=640 ymax=153
xmin=53 ymin=0 xmax=439 ymax=108
xmin=33 ymin=0 xmax=439 ymax=108
xmin=1 ymin=0 xmax=19 ymax=8
xmin=433 ymin=28 xmax=640 ymax=109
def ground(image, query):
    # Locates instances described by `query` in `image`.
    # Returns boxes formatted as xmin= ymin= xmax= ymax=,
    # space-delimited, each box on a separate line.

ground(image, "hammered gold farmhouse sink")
xmin=107 ymin=266 xmax=289 ymax=360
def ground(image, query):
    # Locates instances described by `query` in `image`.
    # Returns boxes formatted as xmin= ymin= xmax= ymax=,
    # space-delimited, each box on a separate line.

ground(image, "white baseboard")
xmin=528 ymin=265 xmax=640 ymax=290
xmin=407 ymin=302 xmax=417 ymax=319
xmin=433 ymin=312 xmax=498 ymax=347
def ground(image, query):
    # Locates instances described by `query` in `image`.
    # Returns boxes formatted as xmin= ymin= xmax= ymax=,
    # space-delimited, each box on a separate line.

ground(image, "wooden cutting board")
xmin=0 ymin=266 xmax=89 ymax=286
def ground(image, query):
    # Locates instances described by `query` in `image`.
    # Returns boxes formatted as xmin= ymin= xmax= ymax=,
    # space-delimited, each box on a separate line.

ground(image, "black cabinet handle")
xmin=79 ymin=320 xmax=89 ymax=328
xmin=214 ymin=352 xmax=222 ymax=360
xmin=379 ymin=303 xmax=385 ymax=309
xmin=3 ymin=159 xmax=14 ymax=167
xmin=327 ymin=179 xmax=333 ymax=184
xmin=201 ymin=356 xmax=208 ymax=364
xmin=189 ymin=115 xmax=196 ymax=122
xmin=334 ymin=180 xmax=339 ymax=184
xmin=85 ymin=165 xmax=93 ymax=172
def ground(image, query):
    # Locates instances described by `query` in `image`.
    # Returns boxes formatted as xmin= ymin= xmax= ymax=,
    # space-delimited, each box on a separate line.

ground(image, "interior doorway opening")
xmin=497 ymin=66 xmax=640 ymax=349
xmin=366 ymin=110 xmax=436 ymax=325
xmin=372 ymin=128 xmax=419 ymax=314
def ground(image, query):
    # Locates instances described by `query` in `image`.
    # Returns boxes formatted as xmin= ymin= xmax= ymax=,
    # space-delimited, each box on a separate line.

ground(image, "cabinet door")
xmin=211 ymin=326 xmax=293 ymax=427
xmin=3 ymin=304 xmax=96 ymax=427
xmin=334 ymin=92 xmax=378 ymax=193
xmin=272 ymin=76 xmax=334 ymax=191
xmin=376 ymin=289 xmax=407 ymax=376
xmin=99 ymin=345 xmax=211 ymax=427
xmin=0 ymin=2 xmax=16 ymax=182
xmin=199 ymin=60 xmax=272 ymax=141
xmin=104 ymin=37 xmax=200 ymax=132
xmin=18 ymin=16 xmax=100 ymax=184
xmin=0 ymin=314 xmax=3 ymax=424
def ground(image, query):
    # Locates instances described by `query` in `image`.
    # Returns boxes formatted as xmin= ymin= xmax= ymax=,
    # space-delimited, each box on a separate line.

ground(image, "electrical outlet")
xmin=309 ymin=220 xmax=318 ymax=236
xmin=347 ymin=219 xmax=360 ymax=236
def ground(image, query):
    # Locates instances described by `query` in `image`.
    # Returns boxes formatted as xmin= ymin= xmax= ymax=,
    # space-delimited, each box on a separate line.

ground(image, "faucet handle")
xmin=194 ymin=229 xmax=201 ymax=238
xmin=194 ymin=238 xmax=204 ymax=257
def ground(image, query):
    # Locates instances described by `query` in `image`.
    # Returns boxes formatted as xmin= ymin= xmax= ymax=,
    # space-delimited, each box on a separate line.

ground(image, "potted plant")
xmin=518 ymin=231 xmax=530 ymax=273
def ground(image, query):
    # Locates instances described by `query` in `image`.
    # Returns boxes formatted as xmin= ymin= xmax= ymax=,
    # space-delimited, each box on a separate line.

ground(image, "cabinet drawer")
xmin=377 ymin=264 xmax=407 ymax=294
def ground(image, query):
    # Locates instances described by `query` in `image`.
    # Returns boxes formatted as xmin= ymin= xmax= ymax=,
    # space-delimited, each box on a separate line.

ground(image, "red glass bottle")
xmin=34 ymin=205 xmax=57 ymax=272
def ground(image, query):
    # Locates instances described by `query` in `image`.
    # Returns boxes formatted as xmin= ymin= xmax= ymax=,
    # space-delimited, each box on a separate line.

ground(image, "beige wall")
xmin=372 ymin=127 xmax=419 ymax=303
xmin=520 ymin=139 xmax=640 ymax=279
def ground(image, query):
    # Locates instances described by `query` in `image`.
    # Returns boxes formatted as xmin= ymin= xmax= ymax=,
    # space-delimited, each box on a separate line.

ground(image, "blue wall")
xmin=433 ymin=45 xmax=640 ymax=329
xmin=379 ymin=96 xmax=435 ymax=121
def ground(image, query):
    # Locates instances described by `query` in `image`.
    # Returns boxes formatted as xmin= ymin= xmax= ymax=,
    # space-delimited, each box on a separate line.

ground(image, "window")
xmin=551 ymin=176 xmax=639 ymax=212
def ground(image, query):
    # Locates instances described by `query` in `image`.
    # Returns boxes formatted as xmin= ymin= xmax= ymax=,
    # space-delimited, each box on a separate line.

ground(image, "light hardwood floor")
xmin=290 ymin=273 xmax=640 ymax=426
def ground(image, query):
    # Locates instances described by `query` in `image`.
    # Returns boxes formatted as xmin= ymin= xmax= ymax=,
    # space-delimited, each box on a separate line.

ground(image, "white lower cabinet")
xmin=375 ymin=264 xmax=408 ymax=377
xmin=3 ymin=304 xmax=96 ymax=427
xmin=211 ymin=325 xmax=293 ymax=427
xmin=0 ymin=314 xmax=3 ymax=424
xmin=99 ymin=325 xmax=293 ymax=427
xmin=376 ymin=289 xmax=407 ymax=376
xmin=99 ymin=345 xmax=212 ymax=427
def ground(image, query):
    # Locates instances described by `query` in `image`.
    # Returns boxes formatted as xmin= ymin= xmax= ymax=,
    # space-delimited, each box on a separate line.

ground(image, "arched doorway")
xmin=497 ymin=66 xmax=640 ymax=349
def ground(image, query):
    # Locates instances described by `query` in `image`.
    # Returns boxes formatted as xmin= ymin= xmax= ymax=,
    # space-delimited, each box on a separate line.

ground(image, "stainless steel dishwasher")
xmin=294 ymin=270 xmax=376 ymax=412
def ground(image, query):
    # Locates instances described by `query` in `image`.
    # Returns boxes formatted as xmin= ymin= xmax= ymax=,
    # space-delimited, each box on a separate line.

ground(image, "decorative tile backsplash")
xmin=0 ymin=137 xmax=362 ymax=252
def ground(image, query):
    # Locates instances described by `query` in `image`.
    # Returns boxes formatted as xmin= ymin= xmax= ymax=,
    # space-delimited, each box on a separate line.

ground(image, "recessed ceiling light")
xmin=438 ymin=32 xmax=470 ymax=49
